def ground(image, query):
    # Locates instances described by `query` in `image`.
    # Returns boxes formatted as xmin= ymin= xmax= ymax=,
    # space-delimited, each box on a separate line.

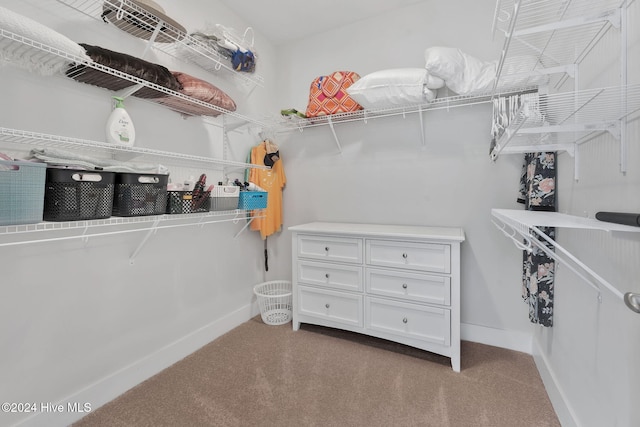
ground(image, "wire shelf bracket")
xmin=0 ymin=211 xmax=266 ymax=259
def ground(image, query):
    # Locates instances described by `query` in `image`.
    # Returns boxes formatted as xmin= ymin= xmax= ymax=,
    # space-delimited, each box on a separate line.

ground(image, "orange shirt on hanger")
xmin=249 ymin=141 xmax=286 ymax=239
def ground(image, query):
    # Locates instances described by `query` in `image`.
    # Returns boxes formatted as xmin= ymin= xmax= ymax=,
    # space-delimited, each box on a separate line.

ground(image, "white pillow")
xmin=424 ymin=47 xmax=466 ymax=82
xmin=346 ymin=68 xmax=436 ymax=109
xmin=0 ymin=5 xmax=92 ymax=76
xmin=426 ymin=74 xmax=445 ymax=90
xmin=424 ymin=46 xmax=498 ymax=95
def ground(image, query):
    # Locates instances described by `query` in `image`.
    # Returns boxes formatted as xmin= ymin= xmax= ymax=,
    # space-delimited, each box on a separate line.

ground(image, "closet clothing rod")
xmin=491 ymin=209 xmax=640 ymax=314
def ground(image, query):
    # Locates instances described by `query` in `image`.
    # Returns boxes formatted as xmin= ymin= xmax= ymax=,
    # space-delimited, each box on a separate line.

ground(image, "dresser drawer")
xmin=298 ymin=286 xmax=363 ymax=328
xmin=366 ymin=268 xmax=451 ymax=306
xmin=366 ymin=239 xmax=450 ymax=273
xmin=297 ymin=235 xmax=363 ymax=264
xmin=298 ymin=260 xmax=363 ymax=291
xmin=365 ymin=297 xmax=450 ymax=346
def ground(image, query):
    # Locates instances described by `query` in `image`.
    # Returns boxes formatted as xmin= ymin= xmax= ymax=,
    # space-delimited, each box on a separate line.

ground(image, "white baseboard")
xmin=461 ymin=322 xmax=533 ymax=354
xmin=462 ymin=323 xmax=579 ymax=426
xmin=531 ymin=335 xmax=580 ymax=427
xmin=15 ymin=303 xmax=257 ymax=427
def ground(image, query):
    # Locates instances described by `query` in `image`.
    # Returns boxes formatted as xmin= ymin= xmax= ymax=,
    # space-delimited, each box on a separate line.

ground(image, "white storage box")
xmin=210 ymin=185 xmax=239 ymax=211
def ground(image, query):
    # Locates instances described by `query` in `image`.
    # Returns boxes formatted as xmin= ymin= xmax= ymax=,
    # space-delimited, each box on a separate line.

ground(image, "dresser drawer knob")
xmin=325 ymin=303 xmax=330 ymax=309
xmin=402 ymin=283 xmax=408 ymax=289
xmin=402 ymin=317 xmax=408 ymax=324
xmin=325 ymin=246 xmax=330 ymax=252
xmin=325 ymin=273 xmax=330 ymax=279
xmin=402 ymin=252 xmax=408 ymax=259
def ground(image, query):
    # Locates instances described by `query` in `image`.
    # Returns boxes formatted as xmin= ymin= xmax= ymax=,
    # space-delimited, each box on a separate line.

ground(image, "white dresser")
xmin=289 ymin=222 xmax=465 ymax=371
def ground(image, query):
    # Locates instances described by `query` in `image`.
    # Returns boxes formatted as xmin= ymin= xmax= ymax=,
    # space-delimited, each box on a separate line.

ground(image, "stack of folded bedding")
xmin=29 ymin=147 xmax=168 ymax=174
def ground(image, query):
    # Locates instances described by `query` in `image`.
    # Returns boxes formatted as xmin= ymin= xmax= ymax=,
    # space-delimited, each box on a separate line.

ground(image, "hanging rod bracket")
xmin=624 ymin=292 xmax=640 ymax=313
xmin=491 ymin=209 xmax=640 ymax=314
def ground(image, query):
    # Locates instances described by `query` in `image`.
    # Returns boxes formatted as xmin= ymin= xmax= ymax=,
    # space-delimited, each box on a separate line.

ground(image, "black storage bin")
xmin=166 ymin=190 xmax=211 ymax=214
xmin=112 ymin=173 xmax=169 ymax=217
xmin=43 ymin=168 xmax=115 ymax=221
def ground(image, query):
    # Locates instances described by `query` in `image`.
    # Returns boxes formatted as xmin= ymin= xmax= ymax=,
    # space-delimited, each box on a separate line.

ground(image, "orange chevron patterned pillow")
xmin=305 ymin=71 xmax=363 ymax=118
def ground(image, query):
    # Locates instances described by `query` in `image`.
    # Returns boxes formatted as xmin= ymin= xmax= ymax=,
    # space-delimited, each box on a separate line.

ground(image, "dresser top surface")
xmin=288 ymin=222 xmax=465 ymax=242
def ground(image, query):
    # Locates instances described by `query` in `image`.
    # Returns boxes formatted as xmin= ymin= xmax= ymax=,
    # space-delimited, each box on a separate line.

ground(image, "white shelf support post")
xmin=233 ymin=214 xmax=255 ymax=239
xmin=140 ymin=21 xmax=164 ymax=58
xmin=619 ymin=3 xmax=628 ymax=175
xmin=418 ymin=106 xmax=426 ymax=149
xmin=129 ymin=217 xmax=162 ymax=265
xmin=327 ymin=116 xmax=343 ymax=153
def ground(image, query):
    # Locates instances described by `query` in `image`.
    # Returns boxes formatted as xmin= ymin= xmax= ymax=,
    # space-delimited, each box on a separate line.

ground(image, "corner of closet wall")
xmin=524 ymin=1 xmax=640 ymax=426
xmin=0 ymin=2 xmax=278 ymax=425
xmin=268 ymin=0 xmax=541 ymax=351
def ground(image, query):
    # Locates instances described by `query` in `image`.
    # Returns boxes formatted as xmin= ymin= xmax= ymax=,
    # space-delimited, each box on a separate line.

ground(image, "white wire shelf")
xmin=490 ymin=83 xmax=640 ymax=160
xmin=272 ymin=88 xmax=540 ymax=152
xmin=491 ymin=208 xmax=640 ymax=314
xmin=55 ymin=0 xmax=264 ymax=88
xmin=0 ymin=209 xmax=265 ymax=261
xmin=492 ymin=0 xmax=626 ymax=87
xmin=273 ymin=91 xmax=503 ymax=133
xmin=0 ymin=27 xmax=267 ymax=126
xmin=0 ymin=210 xmax=253 ymax=240
xmin=0 ymin=127 xmax=270 ymax=171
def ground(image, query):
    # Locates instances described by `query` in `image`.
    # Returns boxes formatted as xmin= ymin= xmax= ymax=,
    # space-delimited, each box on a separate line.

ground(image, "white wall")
xmin=0 ymin=1 xmax=279 ymax=426
xmin=2 ymin=1 xmax=639 ymax=426
xmin=268 ymin=0 xmax=535 ymax=346
xmin=532 ymin=2 xmax=640 ymax=426
xmin=268 ymin=1 xmax=640 ymax=426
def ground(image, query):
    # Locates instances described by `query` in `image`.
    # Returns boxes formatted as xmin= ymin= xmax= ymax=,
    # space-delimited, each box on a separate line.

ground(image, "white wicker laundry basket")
xmin=253 ymin=280 xmax=292 ymax=325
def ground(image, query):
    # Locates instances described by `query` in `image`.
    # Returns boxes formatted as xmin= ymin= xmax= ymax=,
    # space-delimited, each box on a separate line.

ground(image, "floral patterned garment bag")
xmin=518 ymin=152 xmax=557 ymax=327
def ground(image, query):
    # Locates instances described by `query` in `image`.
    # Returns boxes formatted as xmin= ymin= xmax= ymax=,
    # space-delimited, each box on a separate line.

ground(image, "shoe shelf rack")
xmin=490 ymin=0 xmax=633 ymax=176
xmin=491 ymin=209 xmax=640 ymax=314
xmin=55 ymin=0 xmax=264 ymax=89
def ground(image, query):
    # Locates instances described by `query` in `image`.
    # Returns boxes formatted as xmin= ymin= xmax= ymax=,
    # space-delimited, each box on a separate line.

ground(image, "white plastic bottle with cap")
xmin=106 ymin=96 xmax=135 ymax=146
xmin=246 ymin=182 xmax=266 ymax=192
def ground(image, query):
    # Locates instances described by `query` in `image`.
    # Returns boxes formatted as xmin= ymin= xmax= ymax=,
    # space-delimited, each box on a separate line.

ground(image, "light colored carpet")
xmin=74 ymin=317 xmax=560 ymax=427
